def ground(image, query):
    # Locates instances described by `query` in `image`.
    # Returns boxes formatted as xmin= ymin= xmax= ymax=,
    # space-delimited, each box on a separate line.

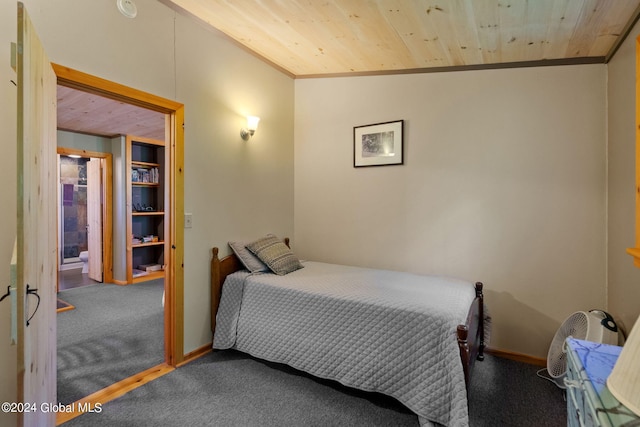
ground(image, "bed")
xmin=210 ymin=237 xmax=486 ymax=427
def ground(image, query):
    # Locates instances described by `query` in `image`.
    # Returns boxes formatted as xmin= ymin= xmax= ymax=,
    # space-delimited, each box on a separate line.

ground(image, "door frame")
xmin=56 ymin=147 xmax=113 ymax=285
xmin=52 ymin=64 xmax=185 ymax=366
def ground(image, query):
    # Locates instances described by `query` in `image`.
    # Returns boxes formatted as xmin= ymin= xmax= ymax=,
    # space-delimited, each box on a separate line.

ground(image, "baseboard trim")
xmin=56 ymin=302 xmax=75 ymax=314
xmin=177 ymin=342 xmax=212 ymax=367
xmin=486 ymin=347 xmax=546 ymax=367
xmin=177 ymin=344 xmax=546 ymax=368
xmin=56 ymin=363 xmax=174 ymax=425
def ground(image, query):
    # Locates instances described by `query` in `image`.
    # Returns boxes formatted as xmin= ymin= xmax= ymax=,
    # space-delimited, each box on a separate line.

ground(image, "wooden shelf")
xmin=132 ymin=160 xmax=160 ymax=168
xmin=126 ymin=135 xmax=167 ymax=285
xmin=132 ymin=270 xmax=165 ymax=284
xmin=133 ymin=211 xmax=165 ymax=216
xmin=132 ymin=241 xmax=164 ymax=248
xmin=132 ymin=182 xmax=159 ymax=187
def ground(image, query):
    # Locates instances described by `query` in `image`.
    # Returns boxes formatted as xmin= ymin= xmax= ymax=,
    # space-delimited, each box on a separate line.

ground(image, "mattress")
xmin=213 ymin=261 xmax=477 ymax=427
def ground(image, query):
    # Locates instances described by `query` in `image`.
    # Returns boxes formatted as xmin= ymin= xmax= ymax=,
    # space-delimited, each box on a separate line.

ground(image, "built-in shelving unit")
xmin=126 ymin=135 xmax=167 ymax=284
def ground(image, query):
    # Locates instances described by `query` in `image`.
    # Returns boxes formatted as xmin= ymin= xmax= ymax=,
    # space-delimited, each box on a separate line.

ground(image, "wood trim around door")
xmin=56 ymin=147 xmax=113 ymax=285
xmin=52 ymin=63 xmax=185 ymax=367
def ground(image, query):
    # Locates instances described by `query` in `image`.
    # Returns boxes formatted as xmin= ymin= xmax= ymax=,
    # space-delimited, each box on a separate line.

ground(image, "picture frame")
xmin=353 ymin=120 xmax=404 ymax=167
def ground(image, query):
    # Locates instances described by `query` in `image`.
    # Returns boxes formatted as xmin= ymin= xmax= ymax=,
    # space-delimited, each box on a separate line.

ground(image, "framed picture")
xmin=353 ymin=120 xmax=404 ymax=167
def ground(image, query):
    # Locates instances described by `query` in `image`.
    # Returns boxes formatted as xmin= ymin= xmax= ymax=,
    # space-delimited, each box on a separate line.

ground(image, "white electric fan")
xmin=546 ymin=310 xmax=619 ymax=388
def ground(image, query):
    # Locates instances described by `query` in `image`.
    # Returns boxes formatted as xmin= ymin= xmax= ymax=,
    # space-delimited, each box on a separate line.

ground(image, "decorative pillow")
xmin=228 ymin=240 xmax=269 ymax=273
xmin=246 ymin=234 xmax=303 ymax=275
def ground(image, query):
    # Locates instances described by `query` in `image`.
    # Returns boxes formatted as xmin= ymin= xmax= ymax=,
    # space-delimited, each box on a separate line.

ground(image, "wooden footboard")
xmin=211 ymin=242 xmax=484 ymax=391
xmin=457 ymin=282 xmax=485 ymax=391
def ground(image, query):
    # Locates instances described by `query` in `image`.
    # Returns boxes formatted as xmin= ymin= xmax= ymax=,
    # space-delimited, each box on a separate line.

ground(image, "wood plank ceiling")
xmin=163 ymin=0 xmax=640 ymax=77
xmin=59 ymin=0 xmax=640 ymax=138
xmin=57 ymin=85 xmax=165 ymax=140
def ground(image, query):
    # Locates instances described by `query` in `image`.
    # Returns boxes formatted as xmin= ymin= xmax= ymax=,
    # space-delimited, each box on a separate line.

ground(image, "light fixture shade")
xmin=607 ymin=315 xmax=640 ymax=416
xmin=240 ymin=115 xmax=261 ymax=140
xmin=246 ymin=115 xmax=260 ymax=131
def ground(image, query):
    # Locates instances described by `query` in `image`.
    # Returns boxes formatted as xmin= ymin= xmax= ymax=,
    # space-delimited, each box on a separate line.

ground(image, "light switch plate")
xmin=184 ymin=213 xmax=193 ymax=228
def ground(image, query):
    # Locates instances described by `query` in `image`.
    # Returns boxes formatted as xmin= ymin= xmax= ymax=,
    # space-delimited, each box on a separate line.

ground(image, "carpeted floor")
xmin=469 ymin=354 xmax=566 ymax=426
xmin=57 ymin=280 xmax=164 ymax=405
xmin=62 ymin=349 xmax=567 ymax=427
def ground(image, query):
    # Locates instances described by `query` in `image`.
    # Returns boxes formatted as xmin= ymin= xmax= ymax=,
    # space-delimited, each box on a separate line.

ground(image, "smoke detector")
xmin=117 ymin=0 xmax=137 ymax=18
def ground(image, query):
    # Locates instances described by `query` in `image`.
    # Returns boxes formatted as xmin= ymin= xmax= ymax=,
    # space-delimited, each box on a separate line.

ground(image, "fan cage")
xmin=547 ymin=312 xmax=590 ymax=378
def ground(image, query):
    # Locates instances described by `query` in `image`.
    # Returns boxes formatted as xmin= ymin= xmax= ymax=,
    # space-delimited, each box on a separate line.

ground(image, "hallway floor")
xmin=58 ymin=268 xmax=100 ymax=291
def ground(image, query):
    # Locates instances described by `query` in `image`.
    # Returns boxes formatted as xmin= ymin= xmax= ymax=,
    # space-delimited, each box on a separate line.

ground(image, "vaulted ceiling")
xmin=162 ymin=0 xmax=640 ymax=77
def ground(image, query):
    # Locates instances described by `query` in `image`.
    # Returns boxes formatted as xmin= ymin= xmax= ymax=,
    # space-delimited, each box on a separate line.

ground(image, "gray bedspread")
xmin=213 ymin=261 xmax=477 ymax=427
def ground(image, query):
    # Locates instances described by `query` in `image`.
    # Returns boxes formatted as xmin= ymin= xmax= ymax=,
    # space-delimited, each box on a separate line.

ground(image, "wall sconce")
xmin=240 ymin=116 xmax=260 ymax=140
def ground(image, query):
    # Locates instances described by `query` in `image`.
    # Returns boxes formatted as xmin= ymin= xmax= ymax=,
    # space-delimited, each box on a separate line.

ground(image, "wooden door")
xmin=87 ymin=158 xmax=103 ymax=282
xmin=16 ymin=2 xmax=57 ymax=425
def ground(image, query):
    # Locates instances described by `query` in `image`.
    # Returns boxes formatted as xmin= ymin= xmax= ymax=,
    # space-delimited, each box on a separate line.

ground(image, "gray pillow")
xmin=228 ymin=240 xmax=269 ymax=273
xmin=246 ymin=234 xmax=303 ymax=275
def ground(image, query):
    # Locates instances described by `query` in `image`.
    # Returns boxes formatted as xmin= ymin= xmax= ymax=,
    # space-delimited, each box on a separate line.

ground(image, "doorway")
xmin=53 ymin=65 xmax=184 ymax=413
xmin=59 ymin=155 xmax=91 ymax=268
xmin=53 ymin=64 xmax=184 ymax=367
xmin=56 ymin=147 xmax=113 ymax=290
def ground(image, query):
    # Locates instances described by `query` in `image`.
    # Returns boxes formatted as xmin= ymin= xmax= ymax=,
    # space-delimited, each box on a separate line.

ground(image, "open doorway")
xmin=57 ymin=148 xmax=113 ymax=291
xmin=53 ymin=64 xmax=184 ymax=419
xmin=58 ymin=155 xmax=92 ymax=271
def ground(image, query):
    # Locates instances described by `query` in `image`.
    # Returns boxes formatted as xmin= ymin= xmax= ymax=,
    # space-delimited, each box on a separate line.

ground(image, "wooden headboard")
xmin=210 ymin=237 xmax=290 ymax=333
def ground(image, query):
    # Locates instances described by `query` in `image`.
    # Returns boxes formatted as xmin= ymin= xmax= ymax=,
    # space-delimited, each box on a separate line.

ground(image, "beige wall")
xmin=294 ymin=65 xmax=607 ymax=358
xmin=0 ymin=2 xmax=294 ymax=410
xmin=57 ymin=130 xmax=113 ymax=154
xmin=608 ymin=22 xmax=640 ymax=334
xmin=174 ymin=6 xmax=295 ymax=348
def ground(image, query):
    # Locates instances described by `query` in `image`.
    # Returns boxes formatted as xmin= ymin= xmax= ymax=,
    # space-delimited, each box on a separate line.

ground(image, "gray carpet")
xmin=57 ymin=280 xmax=165 ymax=404
xmin=469 ymin=355 xmax=566 ymax=426
xmin=62 ymin=350 xmax=566 ymax=426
